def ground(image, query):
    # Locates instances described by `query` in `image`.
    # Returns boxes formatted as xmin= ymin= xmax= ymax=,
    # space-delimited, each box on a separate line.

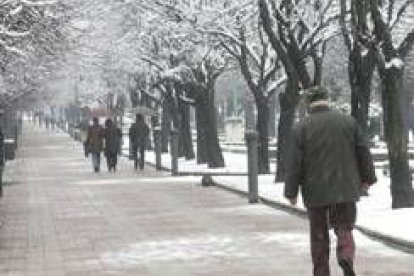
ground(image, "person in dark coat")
xmin=86 ymin=117 xmax=104 ymax=172
xmin=78 ymin=119 xmax=90 ymax=157
xmin=0 ymin=111 xmax=4 ymax=197
xmin=103 ymin=118 xmax=122 ymax=172
xmin=284 ymin=86 xmax=377 ymax=276
xmin=129 ymin=114 xmax=149 ymax=170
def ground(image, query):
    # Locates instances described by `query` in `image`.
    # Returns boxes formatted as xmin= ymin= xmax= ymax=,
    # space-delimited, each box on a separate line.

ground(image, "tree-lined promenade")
xmin=1 ymin=1 xmax=414 ymax=208
xmin=0 ymin=1 xmax=414 ymax=274
xmin=0 ymin=120 xmax=412 ymax=275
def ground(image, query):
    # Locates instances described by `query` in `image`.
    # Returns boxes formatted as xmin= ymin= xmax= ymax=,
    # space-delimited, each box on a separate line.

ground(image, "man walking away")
xmin=103 ymin=118 xmax=122 ymax=172
xmin=284 ymin=86 xmax=377 ymax=276
xmin=86 ymin=117 xmax=104 ymax=173
xmin=129 ymin=114 xmax=149 ymax=170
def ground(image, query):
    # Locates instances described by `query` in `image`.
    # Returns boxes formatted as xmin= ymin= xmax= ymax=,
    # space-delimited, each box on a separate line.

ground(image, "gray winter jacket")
xmin=284 ymin=105 xmax=377 ymax=208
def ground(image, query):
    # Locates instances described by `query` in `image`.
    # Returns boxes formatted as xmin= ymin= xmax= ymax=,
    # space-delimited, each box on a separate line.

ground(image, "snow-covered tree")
xmin=197 ymin=0 xmax=286 ymax=173
xmin=258 ymin=0 xmax=341 ymax=181
xmin=340 ymin=0 xmax=377 ymax=134
xmin=366 ymin=0 xmax=414 ymax=208
xmin=0 ymin=0 xmax=65 ymax=101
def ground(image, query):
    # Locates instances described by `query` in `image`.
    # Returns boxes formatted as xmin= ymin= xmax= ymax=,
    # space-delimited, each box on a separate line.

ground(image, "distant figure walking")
xmin=86 ymin=117 xmax=104 ymax=173
xmin=45 ymin=117 xmax=50 ymax=130
xmin=129 ymin=114 xmax=149 ymax=170
xmin=103 ymin=118 xmax=122 ymax=172
xmin=284 ymin=86 xmax=377 ymax=276
xmin=78 ymin=119 xmax=90 ymax=157
xmin=0 ymin=111 xmax=4 ymax=197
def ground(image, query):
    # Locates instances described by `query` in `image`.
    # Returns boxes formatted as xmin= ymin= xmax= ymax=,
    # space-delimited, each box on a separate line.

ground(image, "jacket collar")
xmin=308 ymin=101 xmax=331 ymax=113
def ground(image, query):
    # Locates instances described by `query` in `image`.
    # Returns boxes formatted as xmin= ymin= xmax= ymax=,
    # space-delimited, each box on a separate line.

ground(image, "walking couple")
xmin=85 ymin=117 xmax=122 ymax=172
xmin=85 ymin=114 xmax=149 ymax=173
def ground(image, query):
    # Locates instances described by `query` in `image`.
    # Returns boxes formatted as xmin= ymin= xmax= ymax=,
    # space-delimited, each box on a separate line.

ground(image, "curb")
xmin=121 ymin=153 xmax=248 ymax=176
xmin=211 ymin=180 xmax=414 ymax=255
xmin=82 ymin=139 xmax=414 ymax=254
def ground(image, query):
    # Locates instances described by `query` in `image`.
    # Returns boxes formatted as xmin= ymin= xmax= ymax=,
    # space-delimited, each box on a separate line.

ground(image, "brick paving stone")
xmin=0 ymin=123 xmax=413 ymax=276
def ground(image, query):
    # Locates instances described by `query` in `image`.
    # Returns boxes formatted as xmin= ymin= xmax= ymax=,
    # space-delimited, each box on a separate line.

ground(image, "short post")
xmin=154 ymin=127 xmax=162 ymax=171
xmin=245 ymin=130 xmax=259 ymax=204
xmin=170 ymin=128 xmax=179 ymax=176
xmin=201 ymin=175 xmax=214 ymax=187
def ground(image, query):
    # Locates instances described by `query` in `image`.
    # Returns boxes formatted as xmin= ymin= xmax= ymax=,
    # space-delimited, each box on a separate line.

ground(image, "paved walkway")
xmin=0 ymin=123 xmax=413 ymax=276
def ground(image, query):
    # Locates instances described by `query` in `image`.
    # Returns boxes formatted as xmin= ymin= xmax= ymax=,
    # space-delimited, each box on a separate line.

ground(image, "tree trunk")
xmin=179 ymin=101 xmax=195 ymax=160
xmin=349 ymin=49 xmax=375 ymax=134
xmin=256 ymin=98 xmax=270 ymax=174
xmin=195 ymin=86 xmax=225 ymax=168
xmin=269 ymin=93 xmax=277 ymax=138
xmin=161 ymin=100 xmax=171 ymax=153
xmin=275 ymin=80 xmax=299 ymax=182
xmin=381 ymin=67 xmax=414 ymax=208
xmin=350 ymin=82 xmax=371 ymax=132
xmin=196 ymin=96 xmax=209 ymax=164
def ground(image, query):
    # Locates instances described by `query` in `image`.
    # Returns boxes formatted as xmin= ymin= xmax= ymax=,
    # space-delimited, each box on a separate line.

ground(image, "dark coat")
xmin=284 ymin=105 xmax=377 ymax=208
xmin=104 ymin=125 xmax=122 ymax=155
xmin=86 ymin=125 xmax=104 ymax=153
xmin=129 ymin=121 xmax=149 ymax=148
xmin=0 ymin=128 xmax=4 ymax=167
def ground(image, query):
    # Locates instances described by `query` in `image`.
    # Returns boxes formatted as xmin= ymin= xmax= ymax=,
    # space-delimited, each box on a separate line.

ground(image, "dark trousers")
xmin=106 ymin=153 xmax=118 ymax=171
xmin=131 ymin=145 xmax=145 ymax=170
xmin=91 ymin=152 xmax=101 ymax=172
xmin=308 ymin=203 xmax=356 ymax=276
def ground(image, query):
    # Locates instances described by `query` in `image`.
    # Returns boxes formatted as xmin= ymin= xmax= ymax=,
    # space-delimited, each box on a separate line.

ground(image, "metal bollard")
xmin=170 ymin=128 xmax=179 ymax=176
xmin=154 ymin=127 xmax=162 ymax=171
xmin=245 ymin=130 xmax=259 ymax=203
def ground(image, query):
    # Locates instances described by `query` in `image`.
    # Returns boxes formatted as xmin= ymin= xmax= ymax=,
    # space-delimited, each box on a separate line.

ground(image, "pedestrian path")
xmin=0 ymin=123 xmax=413 ymax=275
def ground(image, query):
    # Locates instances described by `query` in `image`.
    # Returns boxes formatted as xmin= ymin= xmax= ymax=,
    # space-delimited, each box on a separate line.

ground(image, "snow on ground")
xmin=94 ymin=230 xmax=404 ymax=269
xmin=213 ymin=173 xmax=414 ymax=245
xmin=140 ymin=147 xmax=414 ymax=245
xmin=122 ymin=146 xmax=276 ymax=174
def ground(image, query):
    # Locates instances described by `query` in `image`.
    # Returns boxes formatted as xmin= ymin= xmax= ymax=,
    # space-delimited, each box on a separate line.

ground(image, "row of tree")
xmin=103 ymin=0 xmax=412 ymax=209
xmin=0 ymin=0 xmax=68 ymax=111
xmin=6 ymin=0 xmax=412 ymax=209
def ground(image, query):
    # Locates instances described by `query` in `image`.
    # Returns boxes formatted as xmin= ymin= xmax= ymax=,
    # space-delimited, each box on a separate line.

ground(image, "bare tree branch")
xmin=399 ymin=29 xmax=414 ymax=59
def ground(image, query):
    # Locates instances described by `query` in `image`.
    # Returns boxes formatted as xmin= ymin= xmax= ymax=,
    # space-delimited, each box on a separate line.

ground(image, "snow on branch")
xmin=9 ymin=5 xmax=23 ymax=16
xmin=201 ymin=29 xmax=243 ymax=47
xmin=0 ymin=26 xmax=30 ymax=38
xmin=179 ymin=94 xmax=195 ymax=105
xmin=390 ymin=0 xmax=414 ymax=30
xmin=398 ymin=29 xmax=414 ymax=58
xmin=265 ymin=75 xmax=287 ymax=97
xmin=300 ymin=12 xmax=342 ymax=50
xmin=385 ymin=57 xmax=404 ymax=69
xmin=140 ymin=56 xmax=164 ymax=71
xmin=20 ymin=0 xmax=58 ymax=7
xmin=0 ymin=41 xmax=28 ymax=58
xmin=161 ymin=64 xmax=196 ymax=85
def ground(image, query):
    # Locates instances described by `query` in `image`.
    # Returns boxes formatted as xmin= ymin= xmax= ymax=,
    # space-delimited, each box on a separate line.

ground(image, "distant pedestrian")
xmin=45 ymin=117 xmax=50 ymax=130
xmin=284 ymin=86 xmax=377 ymax=276
xmin=86 ymin=117 xmax=104 ymax=173
xmin=0 ymin=110 xmax=4 ymax=197
xmin=78 ymin=119 xmax=90 ymax=157
xmin=103 ymin=118 xmax=122 ymax=172
xmin=38 ymin=113 xmax=43 ymax=127
xmin=50 ymin=117 xmax=56 ymax=130
xmin=129 ymin=114 xmax=149 ymax=170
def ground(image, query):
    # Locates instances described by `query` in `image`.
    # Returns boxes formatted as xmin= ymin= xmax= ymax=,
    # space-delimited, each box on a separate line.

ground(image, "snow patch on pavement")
xmin=95 ymin=232 xmax=305 ymax=268
xmin=73 ymin=176 xmax=201 ymax=186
